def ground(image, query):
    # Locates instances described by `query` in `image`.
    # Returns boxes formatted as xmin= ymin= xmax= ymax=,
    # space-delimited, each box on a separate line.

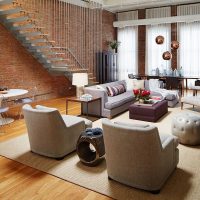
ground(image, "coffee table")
xmin=129 ymin=100 xmax=168 ymax=122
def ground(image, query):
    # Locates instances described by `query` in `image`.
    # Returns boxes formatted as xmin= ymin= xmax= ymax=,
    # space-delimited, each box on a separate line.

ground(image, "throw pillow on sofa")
xmin=126 ymin=79 xmax=145 ymax=90
xmin=106 ymin=84 xmax=126 ymax=97
xmin=133 ymin=80 xmax=144 ymax=90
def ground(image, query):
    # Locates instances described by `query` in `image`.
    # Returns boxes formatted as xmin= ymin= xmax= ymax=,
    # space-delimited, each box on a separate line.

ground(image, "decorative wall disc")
xmin=155 ymin=35 xmax=164 ymax=44
xmin=162 ymin=51 xmax=172 ymax=60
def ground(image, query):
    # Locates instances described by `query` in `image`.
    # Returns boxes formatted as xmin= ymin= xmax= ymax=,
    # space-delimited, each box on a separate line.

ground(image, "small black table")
xmin=76 ymin=128 xmax=105 ymax=166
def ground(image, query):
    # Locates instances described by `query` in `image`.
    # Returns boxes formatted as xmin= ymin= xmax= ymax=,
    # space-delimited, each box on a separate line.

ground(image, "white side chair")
xmin=0 ymin=95 xmax=9 ymax=134
xmin=14 ymin=86 xmax=37 ymax=118
xmin=23 ymin=104 xmax=92 ymax=159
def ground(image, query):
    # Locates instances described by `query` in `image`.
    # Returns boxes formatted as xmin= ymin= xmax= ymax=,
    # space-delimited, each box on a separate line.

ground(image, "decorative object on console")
xmin=133 ymin=89 xmax=150 ymax=103
xmin=72 ymin=73 xmax=88 ymax=98
xmin=171 ymin=41 xmax=179 ymax=50
xmin=80 ymin=94 xmax=93 ymax=101
xmin=107 ymin=40 xmax=121 ymax=53
xmin=155 ymin=35 xmax=164 ymax=44
xmin=162 ymin=51 xmax=172 ymax=60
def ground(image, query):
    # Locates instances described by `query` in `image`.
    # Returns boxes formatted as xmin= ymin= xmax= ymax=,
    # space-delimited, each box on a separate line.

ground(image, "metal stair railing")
xmin=0 ymin=0 xmax=96 ymax=82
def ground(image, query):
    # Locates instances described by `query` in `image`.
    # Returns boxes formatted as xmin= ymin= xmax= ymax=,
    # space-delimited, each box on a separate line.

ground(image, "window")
xmin=117 ymin=11 xmax=138 ymax=80
xmin=178 ymin=4 xmax=200 ymax=86
xmin=145 ymin=7 xmax=171 ymax=75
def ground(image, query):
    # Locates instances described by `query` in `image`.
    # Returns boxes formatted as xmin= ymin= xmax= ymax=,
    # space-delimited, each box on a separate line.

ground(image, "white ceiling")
xmin=102 ymin=0 xmax=200 ymax=12
xmin=61 ymin=1 xmax=200 ymax=12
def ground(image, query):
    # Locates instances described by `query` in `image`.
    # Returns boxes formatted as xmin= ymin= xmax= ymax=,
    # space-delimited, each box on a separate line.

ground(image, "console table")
xmin=129 ymin=74 xmax=200 ymax=94
xmin=66 ymin=97 xmax=101 ymax=118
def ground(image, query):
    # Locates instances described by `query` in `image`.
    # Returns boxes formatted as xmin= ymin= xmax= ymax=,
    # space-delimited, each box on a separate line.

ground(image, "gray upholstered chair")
xmin=23 ymin=104 xmax=92 ymax=159
xmin=102 ymin=119 xmax=179 ymax=193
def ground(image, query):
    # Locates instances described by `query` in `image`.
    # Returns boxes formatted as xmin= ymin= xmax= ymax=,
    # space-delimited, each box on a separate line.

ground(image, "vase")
xmin=112 ymin=49 xmax=116 ymax=53
xmin=139 ymin=99 xmax=144 ymax=104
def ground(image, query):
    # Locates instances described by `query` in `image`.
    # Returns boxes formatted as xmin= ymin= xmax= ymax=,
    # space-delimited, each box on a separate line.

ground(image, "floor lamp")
xmin=72 ymin=73 xmax=88 ymax=98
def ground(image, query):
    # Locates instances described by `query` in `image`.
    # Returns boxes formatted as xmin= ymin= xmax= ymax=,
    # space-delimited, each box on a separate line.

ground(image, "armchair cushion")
xmin=105 ymin=91 xmax=134 ymax=109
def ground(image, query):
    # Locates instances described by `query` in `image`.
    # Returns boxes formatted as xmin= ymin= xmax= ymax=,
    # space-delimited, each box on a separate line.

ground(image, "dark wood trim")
xmin=138 ymin=9 xmax=146 ymax=75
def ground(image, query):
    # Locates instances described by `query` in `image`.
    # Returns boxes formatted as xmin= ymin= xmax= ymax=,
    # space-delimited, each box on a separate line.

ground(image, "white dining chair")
xmin=14 ymin=86 xmax=37 ymax=118
xmin=0 ymin=95 xmax=9 ymax=134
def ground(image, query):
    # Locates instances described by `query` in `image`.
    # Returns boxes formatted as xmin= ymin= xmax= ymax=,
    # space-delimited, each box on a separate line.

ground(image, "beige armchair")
xmin=102 ymin=119 xmax=179 ymax=193
xmin=23 ymin=104 xmax=92 ymax=159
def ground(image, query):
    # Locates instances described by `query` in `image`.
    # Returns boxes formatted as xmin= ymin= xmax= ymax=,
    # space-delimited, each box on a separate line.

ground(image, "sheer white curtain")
xmin=145 ymin=7 xmax=171 ymax=75
xmin=178 ymin=4 xmax=200 ymax=86
xmin=117 ymin=11 xmax=138 ymax=80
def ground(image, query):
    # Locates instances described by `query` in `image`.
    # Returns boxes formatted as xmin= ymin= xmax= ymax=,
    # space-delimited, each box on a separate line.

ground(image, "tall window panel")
xmin=146 ymin=7 xmax=171 ymax=75
xmin=117 ymin=11 xmax=138 ymax=80
xmin=178 ymin=4 xmax=200 ymax=86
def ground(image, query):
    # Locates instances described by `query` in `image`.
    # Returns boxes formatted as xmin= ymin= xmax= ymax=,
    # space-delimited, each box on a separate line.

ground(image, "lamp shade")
xmin=72 ymin=73 xmax=88 ymax=86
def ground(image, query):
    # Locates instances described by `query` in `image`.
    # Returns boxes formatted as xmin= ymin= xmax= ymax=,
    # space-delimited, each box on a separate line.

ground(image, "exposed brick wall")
xmin=0 ymin=23 xmax=73 ymax=100
xmin=0 ymin=2 xmax=116 ymax=100
xmin=171 ymin=5 xmax=178 ymax=70
xmin=102 ymin=10 xmax=117 ymax=51
xmin=138 ymin=9 xmax=146 ymax=75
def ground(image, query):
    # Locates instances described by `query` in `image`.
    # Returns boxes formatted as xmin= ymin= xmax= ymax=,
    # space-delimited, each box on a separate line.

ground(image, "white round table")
xmin=0 ymin=89 xmax=28 ymax=125
xmin=1 ymin=89 xmax=28 ymax=98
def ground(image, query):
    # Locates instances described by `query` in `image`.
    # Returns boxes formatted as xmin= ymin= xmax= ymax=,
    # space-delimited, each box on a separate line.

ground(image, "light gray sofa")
xmin=144 ymin=80 xmax=179 ymax=107
xmin=83 ymin=80 xmax=135 ymax=118
xmin=23 ymin=104 xmax=92 ymax=159
xmin=102 ymin=118 xmax=179 ymax=193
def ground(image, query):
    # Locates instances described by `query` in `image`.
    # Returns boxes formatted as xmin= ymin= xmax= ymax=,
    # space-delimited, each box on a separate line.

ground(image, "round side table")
xmin=76 ymin=128 xmax=105 ymax=166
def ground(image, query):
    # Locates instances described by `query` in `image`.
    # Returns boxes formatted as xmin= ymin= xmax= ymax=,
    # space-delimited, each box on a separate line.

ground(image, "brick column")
xmin=138 ymin=9 xmax=146 ymax=75
xmin=171 ymin=5 xmax=177 ymax=70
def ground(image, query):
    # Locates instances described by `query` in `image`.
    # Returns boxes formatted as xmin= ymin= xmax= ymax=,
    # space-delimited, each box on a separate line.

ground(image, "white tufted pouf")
xmin=172 ymin=112 xmax=200 ymax=145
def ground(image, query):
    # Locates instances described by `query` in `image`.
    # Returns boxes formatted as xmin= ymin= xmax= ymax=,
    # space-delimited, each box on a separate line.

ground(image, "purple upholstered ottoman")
xmin=129 ymin=100 xmax=168 ymax=122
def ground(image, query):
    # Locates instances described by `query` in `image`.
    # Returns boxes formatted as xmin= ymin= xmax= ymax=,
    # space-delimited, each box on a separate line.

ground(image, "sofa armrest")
xmin=84 ymin=87 xmax=108 ymax=104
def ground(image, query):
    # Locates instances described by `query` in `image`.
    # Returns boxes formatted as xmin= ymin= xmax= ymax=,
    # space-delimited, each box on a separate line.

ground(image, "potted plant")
xmin=107 ymin=40 xmax=121 ymax=53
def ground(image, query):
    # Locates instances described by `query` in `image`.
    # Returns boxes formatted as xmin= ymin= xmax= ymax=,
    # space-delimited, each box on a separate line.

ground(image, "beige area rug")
xmin=1 ymin=103 xmax=200 ymax=200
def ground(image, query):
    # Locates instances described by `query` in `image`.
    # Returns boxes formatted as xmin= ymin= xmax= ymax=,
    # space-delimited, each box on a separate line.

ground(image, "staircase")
xmin=0 ymin=0 xmax=97 ymax=83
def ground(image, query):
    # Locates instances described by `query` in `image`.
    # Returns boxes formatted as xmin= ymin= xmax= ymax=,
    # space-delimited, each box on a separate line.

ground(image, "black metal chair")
xmin=165 ymin=77 xmax=183 ymax=96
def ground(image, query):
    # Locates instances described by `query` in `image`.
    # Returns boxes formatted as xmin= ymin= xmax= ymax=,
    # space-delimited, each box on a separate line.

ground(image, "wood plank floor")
xmin=0 ymin=98 xmax=112 ymax=200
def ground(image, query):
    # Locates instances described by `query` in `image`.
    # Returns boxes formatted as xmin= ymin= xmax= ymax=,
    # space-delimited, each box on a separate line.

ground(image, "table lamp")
xmin=72 ymin=73 xmax=88 ymax=98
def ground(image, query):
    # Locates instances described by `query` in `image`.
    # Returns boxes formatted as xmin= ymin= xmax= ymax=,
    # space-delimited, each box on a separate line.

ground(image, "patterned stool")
xmin=172 ymin=112 xmax=200 ymax=145
xmin=76 ymin=128 xmax=105 ymax=166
